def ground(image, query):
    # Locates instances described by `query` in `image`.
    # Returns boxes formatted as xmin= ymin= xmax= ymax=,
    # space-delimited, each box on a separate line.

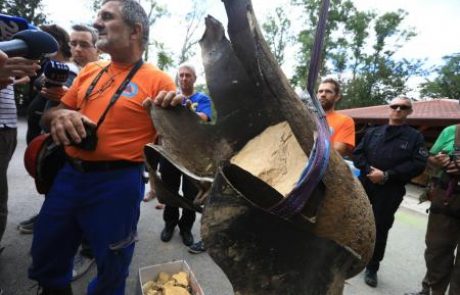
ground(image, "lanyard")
xmin=82 ymin=59 xmax=144 ymax=130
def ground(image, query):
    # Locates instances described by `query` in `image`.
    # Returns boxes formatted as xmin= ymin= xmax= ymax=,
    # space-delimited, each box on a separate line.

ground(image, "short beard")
xmin=321 ymin=100 xmax=334 ymax=112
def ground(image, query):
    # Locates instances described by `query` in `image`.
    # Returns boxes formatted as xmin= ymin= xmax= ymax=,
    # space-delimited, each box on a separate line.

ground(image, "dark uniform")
xmin=353 ymin=124 xmax=428 ymax=274
xmin=160 ymin=158 xmax=198 ymax=242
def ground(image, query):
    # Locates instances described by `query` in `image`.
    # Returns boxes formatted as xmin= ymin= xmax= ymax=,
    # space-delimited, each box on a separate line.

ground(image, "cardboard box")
xmin=139 ymin=260 xmax=205 ymax=295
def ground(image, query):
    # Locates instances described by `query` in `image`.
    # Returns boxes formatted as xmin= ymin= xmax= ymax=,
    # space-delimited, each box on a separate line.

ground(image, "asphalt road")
xmin=0 ymin=118 xmax=429 ymax=294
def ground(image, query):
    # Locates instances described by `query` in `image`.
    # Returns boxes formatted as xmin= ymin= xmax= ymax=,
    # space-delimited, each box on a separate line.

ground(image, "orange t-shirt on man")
xmin=326 ymin=111 xmax=355 ymax=150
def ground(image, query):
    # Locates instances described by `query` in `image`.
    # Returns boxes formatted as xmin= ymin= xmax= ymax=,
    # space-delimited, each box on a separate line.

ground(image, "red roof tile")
xmin=339 ymin=99 xmax=460 ymax=126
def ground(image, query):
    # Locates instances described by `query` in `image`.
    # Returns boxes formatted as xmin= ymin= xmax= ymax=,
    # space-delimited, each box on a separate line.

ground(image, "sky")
xmin=41 ymin=0 xmax=460 ymax=89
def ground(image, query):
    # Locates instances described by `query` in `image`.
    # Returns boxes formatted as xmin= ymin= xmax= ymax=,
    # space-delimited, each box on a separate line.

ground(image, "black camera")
xmin=43 ymin=60 xmax=69 ymax=88
xmin=450 ymin=149 xmax=460 ymax=161
xmin=70 ymin=121 xmax=98 ymax=151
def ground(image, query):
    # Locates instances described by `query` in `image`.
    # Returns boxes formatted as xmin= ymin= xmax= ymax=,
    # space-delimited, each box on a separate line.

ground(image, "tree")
xmin=91 ymin=0 xmax=102 ymax=13
xmin=142 ymin=0 xmax=169 ymax=61
xmin=339 ymin=10 xmax=424 ymax=108
xmin=262 ymin=6 xmax=294 ymax=66
xmin=420 ymin=53 xmax=460 ymax=99
xmin=176 ymin=0 xmax=206 ymax=65
xmin=0 ymin=0 xmax=48 ymax=26
xmin=290 ymin=0 xmax=355 ymax=88
xmin=291 ymin=0 xmax=424 ymax=107
xmin=153 ymin=40 xmax=174 ymax=70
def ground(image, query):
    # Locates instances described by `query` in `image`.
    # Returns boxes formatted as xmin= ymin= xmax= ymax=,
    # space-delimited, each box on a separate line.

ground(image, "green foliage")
xmin=290 ymin=0 xmax=355 ymax=88
xmin=420 ymin=53 xmax=460 ymax=99
xmin=92 ymin=0 xmax=102 ymax=12
xmin=194 ymin=83 xmax=209 ymax=96
xmin=0 ymin=0 xmax=48 ymax=26
xmin=155 ymin=40 xmax=174 ymax=71
xmin=142 ymin=0 xmax=169 ymax=62
xmin=262 ymin=6 xmax=294 ymax=66
xmin=291 ymin=0 xmax=424 ymax=107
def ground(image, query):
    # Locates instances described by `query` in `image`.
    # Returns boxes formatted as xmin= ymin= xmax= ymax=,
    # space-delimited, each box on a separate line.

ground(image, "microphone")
xmin=43 ymin=60 xmax=69 ymax=87
xmin=0 ymin=29 xmax=58 ymax=59
xmin=0 ymin=13 xmax=34 ymax=41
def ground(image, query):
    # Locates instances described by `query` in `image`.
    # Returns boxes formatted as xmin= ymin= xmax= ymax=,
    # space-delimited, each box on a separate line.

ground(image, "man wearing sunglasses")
xmin=353 ymin=96 xmax=428 ymax=288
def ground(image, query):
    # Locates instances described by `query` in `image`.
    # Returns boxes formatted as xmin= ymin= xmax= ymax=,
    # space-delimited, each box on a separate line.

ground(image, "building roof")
xmin=339 ymin=99 xmax=460 ymax=126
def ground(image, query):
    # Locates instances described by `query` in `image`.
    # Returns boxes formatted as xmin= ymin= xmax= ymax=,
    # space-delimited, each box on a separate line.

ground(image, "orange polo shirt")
xmin=326 ymin=111 xmax=355 ymax=149
xmin=61 ymin=61 xmax=175 ymax=162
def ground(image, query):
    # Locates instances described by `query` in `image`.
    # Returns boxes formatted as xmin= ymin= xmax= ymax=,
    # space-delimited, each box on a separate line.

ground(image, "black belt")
xmin=66 ymin=156 xmax=142 ymax=173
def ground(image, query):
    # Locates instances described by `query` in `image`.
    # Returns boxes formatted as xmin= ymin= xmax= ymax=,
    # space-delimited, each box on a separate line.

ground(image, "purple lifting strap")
xmin=269 ymin=0 xmax=331 ymax=219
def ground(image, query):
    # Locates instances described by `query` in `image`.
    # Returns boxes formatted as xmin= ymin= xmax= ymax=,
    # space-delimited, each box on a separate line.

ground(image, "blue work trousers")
xmin=29 ymin=163 xmax=144 ymax=295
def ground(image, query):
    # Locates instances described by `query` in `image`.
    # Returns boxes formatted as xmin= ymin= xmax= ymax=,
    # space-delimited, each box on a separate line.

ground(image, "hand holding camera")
xmin=70 ymin=120 xmax=98 ymax=151
xmin=49 ymin=109 xmax=97 ymax=150
xmin=446 ymin=150 xmax=460 ymax=175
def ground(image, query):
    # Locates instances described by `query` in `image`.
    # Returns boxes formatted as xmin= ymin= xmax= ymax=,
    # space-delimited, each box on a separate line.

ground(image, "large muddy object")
xmin=145 ymin=0 xmax=375 ymax=294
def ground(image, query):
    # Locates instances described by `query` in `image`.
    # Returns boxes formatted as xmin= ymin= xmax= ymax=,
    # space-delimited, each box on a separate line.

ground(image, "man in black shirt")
xmin=353 ymin=96 xmax=428 ymax=288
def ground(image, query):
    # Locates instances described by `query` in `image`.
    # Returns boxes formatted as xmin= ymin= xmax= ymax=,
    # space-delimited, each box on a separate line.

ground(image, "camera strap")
xmin=83 ymin=59 xmax=144 ymax=130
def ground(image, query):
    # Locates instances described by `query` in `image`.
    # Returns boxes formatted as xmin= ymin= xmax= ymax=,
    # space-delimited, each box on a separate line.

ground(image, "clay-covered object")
xmin=201 ymin=168 xmax=360 ymax=294
xmin=144 ymin=0 xmax=375 ymax=294
xmin=148 ymin=15 xmax=284 ymax=179
xmin=215 ymin=0 xmax=375 ymax=273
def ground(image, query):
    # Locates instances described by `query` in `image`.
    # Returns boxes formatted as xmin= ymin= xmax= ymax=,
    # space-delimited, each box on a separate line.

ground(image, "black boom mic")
xmin=0 ymin=29 xmax=58 ymax=59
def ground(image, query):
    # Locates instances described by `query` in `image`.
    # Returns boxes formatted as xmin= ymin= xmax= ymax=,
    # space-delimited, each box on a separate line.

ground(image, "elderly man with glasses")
xmin=353 ymin=96 xmax=428 ymax=288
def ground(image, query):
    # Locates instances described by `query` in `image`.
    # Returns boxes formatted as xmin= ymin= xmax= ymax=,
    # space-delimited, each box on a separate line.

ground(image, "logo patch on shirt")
xmin=399 ymin=141 xmax=408 ymax=149
xmin=122 ymin=82 xmax=138 ymax=98
xmin=418 ymin=147 xmax=429 ymax=157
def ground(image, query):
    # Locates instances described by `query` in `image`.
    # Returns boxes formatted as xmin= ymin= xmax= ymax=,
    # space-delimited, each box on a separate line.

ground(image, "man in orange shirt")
xmin=317 ymin=78 xmax=355 ymax=157
xmin=28 ymin=1 xmax=179 ymax=294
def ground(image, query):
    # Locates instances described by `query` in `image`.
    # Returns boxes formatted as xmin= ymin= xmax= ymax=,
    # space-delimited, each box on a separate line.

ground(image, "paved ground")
xmin=0 ymin=119 xmax=431 ymax=294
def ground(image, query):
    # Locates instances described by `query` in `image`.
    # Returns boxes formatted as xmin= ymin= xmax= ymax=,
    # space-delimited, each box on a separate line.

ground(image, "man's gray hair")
xmin=392 ymin=95 xmax=413 ymax=107
xmin=178 ymin=62 xmax=197 ymax=78
xmin=102 ymin=0 xmax=149 ymax=47
xmin=71 ymin=24 xmax=99 ymax=45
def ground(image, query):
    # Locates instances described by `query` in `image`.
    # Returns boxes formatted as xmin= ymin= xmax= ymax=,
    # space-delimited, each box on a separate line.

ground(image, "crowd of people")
xmin=0 ymin=0 xmax=458 ymax=294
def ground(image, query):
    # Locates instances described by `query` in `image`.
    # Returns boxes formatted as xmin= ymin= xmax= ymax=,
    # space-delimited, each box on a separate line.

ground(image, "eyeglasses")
xmin=389 ymin=104 xmax=411 ymax=111
xmin=69 ymin=41 xmax=95 ymax=49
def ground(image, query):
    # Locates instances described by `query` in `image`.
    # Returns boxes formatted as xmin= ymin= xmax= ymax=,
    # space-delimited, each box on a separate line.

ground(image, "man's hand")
xmin=0 ymin=50 xmax=40 ymax=89
xmin=40 ymin=86 xmax=69 ymax=102
xmin=367 ymin=166 xmax=385 ymax=184
xmin=446 ymin=158 xmax=460 ymax=175
xmin=49 ymin=109 xmax=96 ymax=146
xmin=13 ymin=75 xmax=31 ymax=85
xmin=0 ymin=50 xmax=12 ymax=88
xmin=429 ymin=152 xmax=450 ymax=169
xmin=142 ymin=90 xmax=183 ymax=110
xmin=0 ymin=53 xmax=40 ymax=79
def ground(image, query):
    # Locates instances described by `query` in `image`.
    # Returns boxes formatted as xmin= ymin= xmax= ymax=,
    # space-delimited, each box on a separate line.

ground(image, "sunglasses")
xmin=389 ymin=104 xmax=411 ymax=111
